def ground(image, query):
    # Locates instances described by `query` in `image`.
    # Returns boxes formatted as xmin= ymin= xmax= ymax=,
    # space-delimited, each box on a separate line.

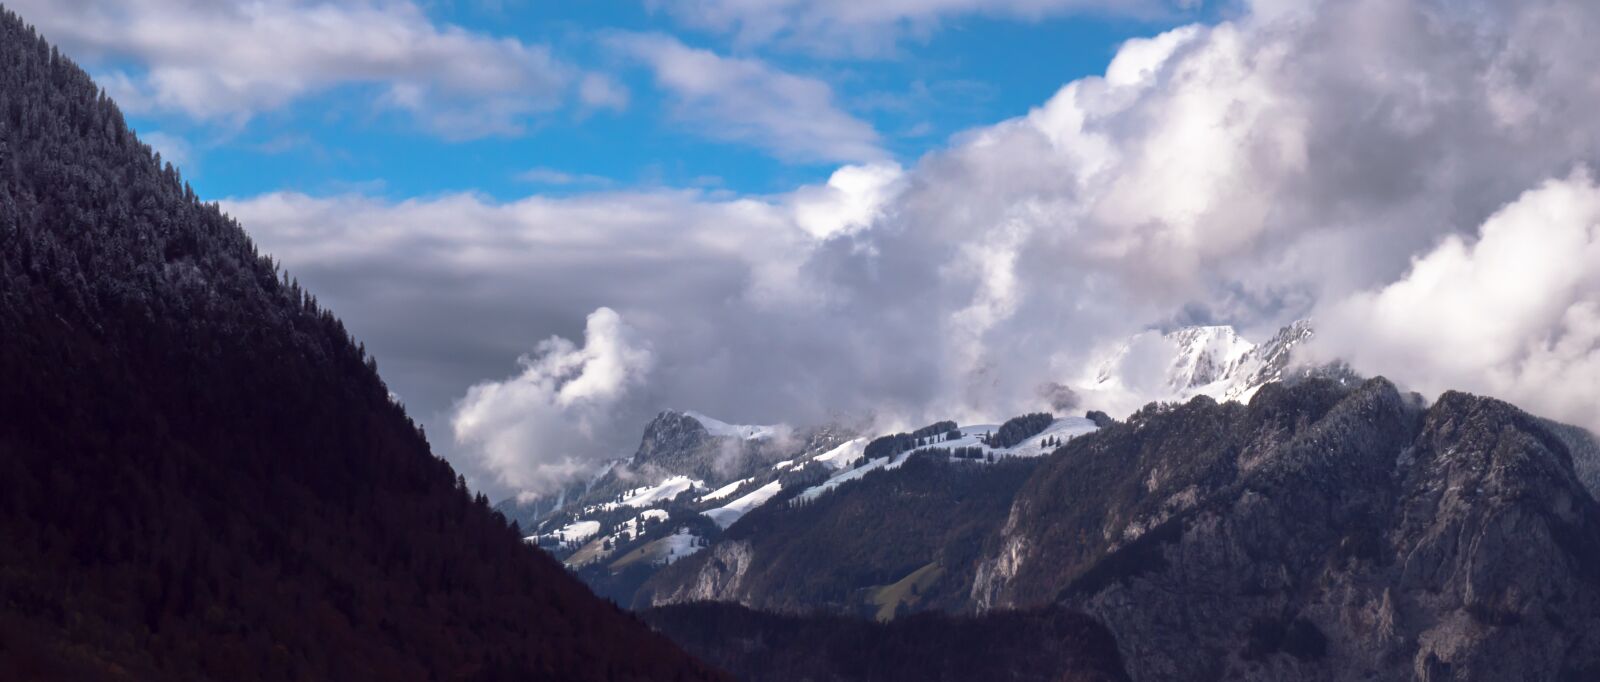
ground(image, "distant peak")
xmin=682 ymin=410 xmax=779 ymax=441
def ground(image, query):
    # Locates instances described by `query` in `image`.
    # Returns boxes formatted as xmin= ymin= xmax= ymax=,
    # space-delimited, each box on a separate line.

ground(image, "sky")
xmin=19 ymin=0 xmax=1600 ymax=502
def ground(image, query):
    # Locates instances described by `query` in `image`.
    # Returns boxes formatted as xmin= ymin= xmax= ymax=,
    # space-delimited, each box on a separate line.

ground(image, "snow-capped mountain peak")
xmin=682 ymin=410 xmax=780 ymax=441
xmin=1163 ymin=325 xmax=1257 ymax=392
xmin=1086 ymin=320 xmax=1316 ymax=413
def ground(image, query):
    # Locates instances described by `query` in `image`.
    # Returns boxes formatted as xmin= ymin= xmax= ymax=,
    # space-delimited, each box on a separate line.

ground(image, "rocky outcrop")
xmin=635 ymin=411 xmax=718 ymax=472
xmin=644 ymin=540 xmax=757 ymax=607
xmin=976 ymin=378 xmax=1600 ymax=680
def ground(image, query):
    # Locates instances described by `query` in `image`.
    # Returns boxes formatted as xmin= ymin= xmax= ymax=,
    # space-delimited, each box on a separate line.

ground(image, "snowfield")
xmin=796 ymin=418 xmax=1099 ymax=504
xmin=685 ymin=410 xmax=779 ymax=441
xmin=933 ymin=416 xmax=1100 ymax=457
xmin=602 ymin=475 xmax=703 ymax=511
xmin=547 ymin=520 xmax=600 ymax=544
xmin=810 ymin=437 xmax=867 ymax=470
xmin=699 ymin=477 xmax=753 ymax=503
xmin=661 ymin=528 xmax=703 ymax=564
xmin=704 ymin=480 xmax=783 ymax=528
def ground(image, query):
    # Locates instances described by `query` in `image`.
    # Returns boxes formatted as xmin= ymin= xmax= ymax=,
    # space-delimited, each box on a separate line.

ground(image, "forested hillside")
xmin=0 ymin=8 xmax=722 ymax=680
xmin=644 ymin=602 xmax=1129 ymax=682
xmin=642 ymin=453 xmax=1039 ymax=616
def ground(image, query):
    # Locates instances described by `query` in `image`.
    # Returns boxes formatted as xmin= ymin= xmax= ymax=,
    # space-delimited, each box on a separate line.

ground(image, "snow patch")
xmin=704 ymin=480 xmax=783 ymax=528
xmin=684 ymin=410 xmax=779 ymax=441
xmin=661 ymin=528 xmax=704 ymax=564
xmin=699 ymin=477 xmax=753 ymax=503
xmin=548 ymin=520 xmax=599 ymax=544
xmin=810 ymin=437 xmax=867 ymax=470
xmin=602 ymin=475 xmax=703 ymax=511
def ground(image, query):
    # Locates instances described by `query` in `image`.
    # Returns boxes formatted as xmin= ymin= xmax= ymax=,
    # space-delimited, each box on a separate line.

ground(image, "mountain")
xmin=496 ymin=409 xmax=811 ymax=530
xmin=1086 ymin=319 xmax=1326 ymax=408
xmin=642 ymin=602 xmax=1131 ymax=682
xmin=632 ymin=376 xmax=1600 ymax=680
xmin=977 ymin=378 xmax=1600 ymax=680
xmin=531 ymin=410 xmax=1101 ymax=609
xmin=0 ymin=10 xmax=723 ymax=680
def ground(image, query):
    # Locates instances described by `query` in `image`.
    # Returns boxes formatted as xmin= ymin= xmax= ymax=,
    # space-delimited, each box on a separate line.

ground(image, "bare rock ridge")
xmin=980 ymin=378 xmax=1600 ymax=681
xmin=636 ymin=375 xmax=1600 ymax=680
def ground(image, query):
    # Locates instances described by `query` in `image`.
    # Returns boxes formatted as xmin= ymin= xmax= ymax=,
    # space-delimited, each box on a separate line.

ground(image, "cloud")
xmin=232 ymin=0 xmax=1600 ymax=497
xmin=11 ymin=0 xmax=576 ymax=137
xmin=139 ymin=130 xmax=194 ymax=169
xmin=515 ymin=167 xmax=615 ymax=187
xmin=578 ymin=73 xmax=631 ymax=112
xmin=1313 ymin=170 xmax=1600 ymax=431
xmin=610 ymin=32 xmax=886 ymax=163
xmin=648 ymin=0 xmax=1187 ymax=57
xmin=452 ymin=308 xmax=655 ymax=495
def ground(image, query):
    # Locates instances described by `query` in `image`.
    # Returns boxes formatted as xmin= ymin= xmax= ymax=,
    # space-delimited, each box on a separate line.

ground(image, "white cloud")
xmin=578 ymin=72 xmax=631 ymax=112
xmin=1314 ymin=171 xmax=1600 ymax=431
xmin=610 ymin=32 xmax=886 ymax=163
xmin=515 ymin=167 xmax=615 ymax=187
xmin=451 ymin=307 xmax=655 ymax=495
xmin=139 ymin=130 xmax=194 ymax=169
xmin=229 ymin=0 xmax=1600 ymax=496
xmin=11 ymin=0 xmax=576 ymax=137
xmin=791 ymin=163 xmax=906 ymax=239
xmin=648 ymin=0 xmax=1186 ymax=57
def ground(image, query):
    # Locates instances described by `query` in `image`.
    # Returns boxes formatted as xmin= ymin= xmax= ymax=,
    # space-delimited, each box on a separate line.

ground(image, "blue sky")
xmin=88 ymin=1 xmax=1206 ymax=202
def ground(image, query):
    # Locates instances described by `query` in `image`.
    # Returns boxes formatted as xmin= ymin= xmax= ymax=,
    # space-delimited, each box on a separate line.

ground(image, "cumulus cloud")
xmin=649 ymin=0 xmax=1188 ymax=57
xmin=139 ymin=130 xmax=194 ymax=169
xmin=233 ymin=0 xmax=1600 ymax=497
xmin=452 ymin=308 xmax=654 ymax=495
xmin=1314 ymin=171 xmax=1600 ymax=431
xmin=11 ymin=0 xmax=577 ymax=136
xmin=609 ymin=32 xmax=886 ymax=163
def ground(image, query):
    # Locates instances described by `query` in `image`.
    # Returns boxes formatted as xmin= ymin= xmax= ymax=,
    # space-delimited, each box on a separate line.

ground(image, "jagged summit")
xmin=1087 ymin=319 xmax=1317 ymax=409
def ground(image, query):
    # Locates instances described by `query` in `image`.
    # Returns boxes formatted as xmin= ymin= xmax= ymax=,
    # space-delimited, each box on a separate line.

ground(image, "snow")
xmin=1080 ymin=321 xmax=1315 ymax=416
xmin=684 ymin=410 xmax=779 ymax=440
xmin=602 ymin=475 xmax=703 ymax=510
xmin=704 ymin=480 xmax=784 ymax=528
xmin=796 ymin=418 xmax=1101 ymax=504
xmin=549 ymin=520 xmax=600 ymax=544
xmin=615 ymin=509 xmax=670 ymax=539
xmin=902 ymin=417 xmax=1098 ymax=459
xmin=796 ymin=447 xmax=918 ymax=502
xmin=699 ymin=477 xmax=752 ymax=503
xmin=810 ymin=437 xmax=867 ymax=470
xmin=661 ymin=528 xmax=703 ymax=564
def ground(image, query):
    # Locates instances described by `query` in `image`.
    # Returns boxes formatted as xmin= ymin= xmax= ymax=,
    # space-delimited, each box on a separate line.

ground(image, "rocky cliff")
xmin=978 ymin=378 xmax=1600 ymax=680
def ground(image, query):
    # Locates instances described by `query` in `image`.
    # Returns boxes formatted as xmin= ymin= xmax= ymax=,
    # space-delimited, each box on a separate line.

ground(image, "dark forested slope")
xmin=643 ymin=602 xmax=1129 ymax=682
xmin=642 ymin=454 xmax=1039 ymax=616
xmin=0 ymin=8 xmax=723 ymax=681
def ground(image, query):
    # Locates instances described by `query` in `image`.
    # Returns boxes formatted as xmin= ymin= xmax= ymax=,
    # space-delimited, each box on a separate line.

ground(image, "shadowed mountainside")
xmin=0 ymin=8 xmax=724 ymax=681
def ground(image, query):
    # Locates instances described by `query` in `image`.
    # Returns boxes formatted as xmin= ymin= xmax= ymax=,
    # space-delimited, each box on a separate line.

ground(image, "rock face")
xmin=632 ymin=410 xmax=727 ymax=482
xmin=1542 ymin=418 xmax=1600 ymax=500
xmin=976 ymin=378 xmax=1600 ymax=680
xmin=647 ymin=541 xmax=757 ymax=606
